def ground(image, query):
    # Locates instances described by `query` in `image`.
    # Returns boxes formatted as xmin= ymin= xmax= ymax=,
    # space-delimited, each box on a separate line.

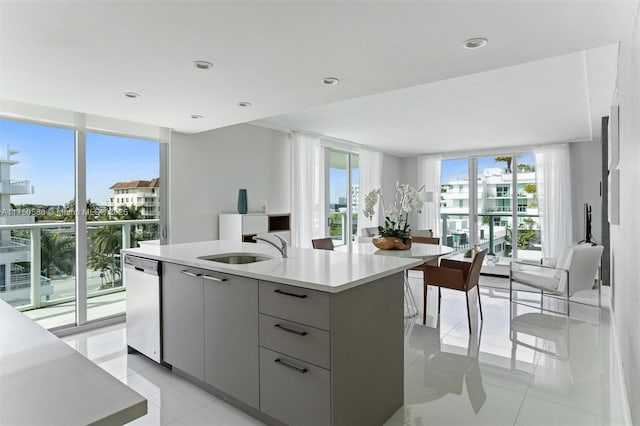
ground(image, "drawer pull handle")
xmin=274 ymin=358 xmax=308 ymax=374
xmin=273 ymin=289 xmax=307 ymax=299
xmin=203 ymin=275 xmax=227 ymax=282
xmin=274 ymin=323 xmax=307 ymax=336
xmin=179 ymin=270 xmax=202 ymax=278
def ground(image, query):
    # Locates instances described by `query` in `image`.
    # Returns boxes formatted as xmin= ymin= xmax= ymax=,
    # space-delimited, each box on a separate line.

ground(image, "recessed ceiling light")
xmin=322 ymin=77 xmax=339 ymax=86
xmin=193 ymin=60 xmax=214 ymax=70
xmin=463 ymin=38 xmax=488 ymax=49
xmin=238 ymin=102 xmax=252 ymax=108
xmin=190 ymin=114 xmax=204 ymax=119
xmin=123 ymin=91 xmax=141 ymax=99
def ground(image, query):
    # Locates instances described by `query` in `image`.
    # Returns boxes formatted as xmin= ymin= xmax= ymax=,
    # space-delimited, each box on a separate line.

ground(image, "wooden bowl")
xmin=372 ymin=236 xmax=412 ymax=250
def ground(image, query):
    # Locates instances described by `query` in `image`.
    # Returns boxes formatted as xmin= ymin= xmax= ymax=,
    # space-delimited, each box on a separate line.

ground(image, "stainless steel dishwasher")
xmin=124 ymin=254 xmax=161 ymax=363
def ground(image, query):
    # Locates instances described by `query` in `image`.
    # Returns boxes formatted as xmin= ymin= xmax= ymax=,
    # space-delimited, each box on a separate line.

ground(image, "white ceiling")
xmin=260 ymin=44 xmax=619 ymax=156
xmin=0 ymin=1 xmax=637 ymax=156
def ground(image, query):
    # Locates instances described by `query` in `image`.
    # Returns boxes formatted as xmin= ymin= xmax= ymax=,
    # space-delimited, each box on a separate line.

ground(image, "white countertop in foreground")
xmin=123 ymin=240 xmax=424 ymax=293
xmin=0 ymin=300 xmax=147 ymax=426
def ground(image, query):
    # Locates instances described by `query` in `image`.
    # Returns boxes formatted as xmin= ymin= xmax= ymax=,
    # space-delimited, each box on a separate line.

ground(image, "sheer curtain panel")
xmin=535 ymin=143 xmax=572 ymax=259
xmin=357 ymin=148 xmax=383 ymax=235
xmin=417 ymin=154 xmax=442 ymax=238
xmin=291 ymin=132 xmax=325 ymax=248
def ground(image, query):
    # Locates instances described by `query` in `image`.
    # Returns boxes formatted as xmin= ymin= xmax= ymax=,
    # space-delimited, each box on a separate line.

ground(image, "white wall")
xmin=400 ymin=157 xmax=418 ymax=188
xmin=169 ymin=124 xmax=290 ymax=244
xmin=611 ymin=4 xmax=640 ymax=423
xmin=381 ymin=153 xmax=402 ymax=203
xmin=569 ymin=140 xmax=602 ymax=243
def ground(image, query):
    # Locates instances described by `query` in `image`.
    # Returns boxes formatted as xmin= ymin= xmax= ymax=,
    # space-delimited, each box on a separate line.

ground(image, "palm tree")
xmin=524 ymin=183 xmax=538 ymax=207
xmin=90 ymin=225 xmax=122 ymax=287
xmin=88 ymin=251 xmax=113 ymax=289
xmin=494 ymin=156 xmax=513 ymax=173
xmin=119 ymin=204 xmax=143 ymax=247
xmin=40 ymin=231 xmax=75 ymax=278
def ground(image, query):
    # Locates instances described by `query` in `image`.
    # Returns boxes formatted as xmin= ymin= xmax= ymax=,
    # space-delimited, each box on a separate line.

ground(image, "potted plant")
xmin=363 ymin=183 xmax=428 ymax=250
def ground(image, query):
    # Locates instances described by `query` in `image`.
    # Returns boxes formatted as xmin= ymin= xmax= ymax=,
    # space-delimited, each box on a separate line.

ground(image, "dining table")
xmin=339 ymin=242 xmax=454 ymax=318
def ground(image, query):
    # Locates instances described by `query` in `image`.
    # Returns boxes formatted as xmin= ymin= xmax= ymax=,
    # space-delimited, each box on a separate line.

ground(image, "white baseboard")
xmin=608 ymin=305 xmax=634 ymax=425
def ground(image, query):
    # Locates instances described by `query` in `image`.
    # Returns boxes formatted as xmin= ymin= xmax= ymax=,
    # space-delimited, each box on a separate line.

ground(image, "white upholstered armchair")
xmin=509 ymin=244 xmax=604 ymax=315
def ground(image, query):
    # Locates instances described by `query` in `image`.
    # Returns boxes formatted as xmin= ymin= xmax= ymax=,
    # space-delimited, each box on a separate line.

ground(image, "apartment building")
xmin=108 ymin=178 xmax=160 ymax=219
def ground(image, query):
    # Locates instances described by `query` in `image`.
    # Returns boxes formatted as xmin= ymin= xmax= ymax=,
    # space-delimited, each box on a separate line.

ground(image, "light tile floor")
xmin=61 ymin=274 xmax=629 ymax=426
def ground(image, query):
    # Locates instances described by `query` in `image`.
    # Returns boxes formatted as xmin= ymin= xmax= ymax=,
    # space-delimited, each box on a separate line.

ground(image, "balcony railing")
xmin=0 ymin=219 xmax=159 ymax=311
xmin=441 ymin=212 xmax=541 ymax=259
xmin=0 ymin=180 xmax=32 ymax=195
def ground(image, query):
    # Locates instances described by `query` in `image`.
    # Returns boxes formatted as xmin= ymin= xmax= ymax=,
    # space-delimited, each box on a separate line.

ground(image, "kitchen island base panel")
xmin=170 ymin=366 xmax=286 ymax=426
xmin=331 ymin=272 xmax=404 ymax=426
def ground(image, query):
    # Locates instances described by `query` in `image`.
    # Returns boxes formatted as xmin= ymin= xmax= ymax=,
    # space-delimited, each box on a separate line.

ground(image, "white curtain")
xmin=417 ymin=154 xmax=442 ymax=238
xmin=535 ymin=143 xmax=572 ymax=259
xmin=290 ymin=132 xmax=325 ymax=248
xmin=357 ymin=148 xmax=383 ymax=234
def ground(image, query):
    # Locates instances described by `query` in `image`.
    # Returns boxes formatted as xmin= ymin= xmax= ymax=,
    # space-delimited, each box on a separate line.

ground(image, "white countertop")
xmin=343 ymin=242 xmax=454 ymax=259
xmin=123 ymin=240 xmax=424 ymax=293
xmin=0 ymin=300 xmax=147 ymax=426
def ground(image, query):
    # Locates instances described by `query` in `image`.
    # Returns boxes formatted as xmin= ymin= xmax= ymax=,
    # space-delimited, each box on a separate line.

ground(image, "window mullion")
xmin=511 ymin=154 xmax=518 ymax=259
xmin=75 ymin=125 xmax=87 ymax=326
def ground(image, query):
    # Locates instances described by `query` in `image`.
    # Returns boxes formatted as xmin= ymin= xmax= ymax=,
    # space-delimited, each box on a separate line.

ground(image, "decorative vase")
xmin=237 ymin=189 xmax=248 ymax=214
xmin=372 ymin=236 xmax=412 ymax=250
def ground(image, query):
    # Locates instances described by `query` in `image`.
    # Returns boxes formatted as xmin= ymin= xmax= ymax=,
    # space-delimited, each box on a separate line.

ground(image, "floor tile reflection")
xmin=59 ymin=275 xmax=627 ymax=426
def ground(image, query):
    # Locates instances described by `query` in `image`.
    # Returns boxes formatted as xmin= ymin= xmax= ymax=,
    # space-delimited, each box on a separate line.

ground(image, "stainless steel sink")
xmin=197 ymin=253 xmax=272 ymax=264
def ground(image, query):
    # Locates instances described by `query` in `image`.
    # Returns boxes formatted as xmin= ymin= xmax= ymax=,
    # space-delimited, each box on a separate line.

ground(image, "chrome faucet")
xmin=253 ymin=235 xmax=288 ymax=258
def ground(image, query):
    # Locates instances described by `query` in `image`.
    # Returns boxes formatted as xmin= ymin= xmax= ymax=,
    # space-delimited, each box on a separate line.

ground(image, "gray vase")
xmin=237 ymin=189 xmax=248 ymax=214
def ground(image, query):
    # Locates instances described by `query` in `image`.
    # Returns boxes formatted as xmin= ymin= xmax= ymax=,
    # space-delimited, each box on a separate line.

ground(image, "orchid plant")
xmin=362 ymin=183 xmax=428 ymax=240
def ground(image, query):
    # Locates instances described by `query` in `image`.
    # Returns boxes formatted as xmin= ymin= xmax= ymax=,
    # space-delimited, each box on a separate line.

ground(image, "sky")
xmin=441 ymin=153 xmax=535 ymax=184
xmin=0 ymin=119 xmax=159 ymax=206
xmin=329 ymin=167 xmax=359 ymax=205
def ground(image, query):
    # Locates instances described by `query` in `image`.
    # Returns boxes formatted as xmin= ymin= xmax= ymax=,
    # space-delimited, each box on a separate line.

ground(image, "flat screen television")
xmin=583 ymin=203 xmax=593 ymax=245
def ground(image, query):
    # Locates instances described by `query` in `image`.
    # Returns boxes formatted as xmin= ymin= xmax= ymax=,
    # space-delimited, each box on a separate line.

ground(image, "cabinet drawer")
xmin=259 ymin=281 xmax=330 ymax=330
xmin=259 ymin=314 xmax=330 ymax=369
xmin=260 ymin=347 xmax=330 ymax=426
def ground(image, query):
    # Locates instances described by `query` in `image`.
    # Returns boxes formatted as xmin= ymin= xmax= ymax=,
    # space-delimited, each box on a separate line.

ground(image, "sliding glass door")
xmin=85 ymin=132 xmax=160 ymax=322
xmin=326 ymin=150 xmax=359 ymax=248
xmin=441 ymin=153 xmax=541 ymax=261
xmin=440 ymin=158 xmax=470 ymax=253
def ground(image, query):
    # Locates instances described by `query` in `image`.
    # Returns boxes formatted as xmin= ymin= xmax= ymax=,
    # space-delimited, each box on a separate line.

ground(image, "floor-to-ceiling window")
xmin=326 ymin=149 xmax=359 ymax=248
xmin=0 ymin=120 xmax=76 ymax=327
xmin=0 ymin=118 xmax=162 ymax=329
xmin=441 ymin=153 xmax=541 ymax=261
xmin=440 ymin=158 xmax=470 ymax=252
xmin=85 ymin=132 xmax=160 ymax=322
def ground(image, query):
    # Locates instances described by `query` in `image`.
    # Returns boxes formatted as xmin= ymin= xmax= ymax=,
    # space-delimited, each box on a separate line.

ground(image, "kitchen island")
xmin=123 ymin=240 xmax=423 ymax=426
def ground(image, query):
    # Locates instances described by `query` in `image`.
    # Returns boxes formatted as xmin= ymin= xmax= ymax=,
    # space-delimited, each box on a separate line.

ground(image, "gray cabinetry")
xmin=162 ymin=262 xmax=205 ymax=381
xmin=162 ymin=263 xmax=404 ymax=426
xmin=259 ymin=280 xmax=330 ymax=330
xmin=260 ymin=347 xmax=330 ymax=426
xmin=259 ymin=314 xmax=330 ymax=369
xmin=259 ymin=276 xmax=404 ymax=426
xmin=162 ymin=263 xmax=259 ymax=407
xmin=203 ymin=271 xmax=259 ymax=409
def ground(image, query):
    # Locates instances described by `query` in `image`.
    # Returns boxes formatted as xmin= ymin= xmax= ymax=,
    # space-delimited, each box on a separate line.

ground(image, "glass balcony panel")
xmin=86 ymin=132 xmax=159 ymax=321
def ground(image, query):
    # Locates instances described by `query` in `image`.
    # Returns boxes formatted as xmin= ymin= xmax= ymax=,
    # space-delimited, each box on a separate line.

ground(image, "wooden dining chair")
xmin=423 ymin=250 xmax=487 ymax=332
xmin=311 ymin=237 xmax=334 ymax=250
